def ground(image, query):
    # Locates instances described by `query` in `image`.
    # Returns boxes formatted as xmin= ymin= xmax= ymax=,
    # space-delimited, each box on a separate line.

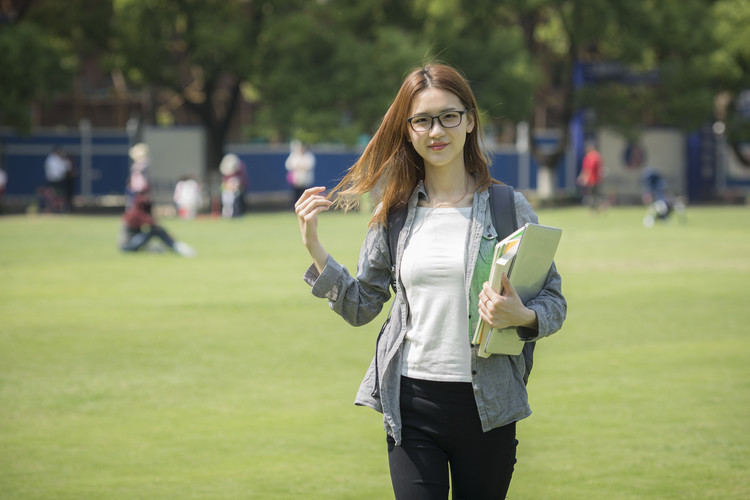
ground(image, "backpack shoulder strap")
xmin=488 ymin=183 xmax=517 ymax=239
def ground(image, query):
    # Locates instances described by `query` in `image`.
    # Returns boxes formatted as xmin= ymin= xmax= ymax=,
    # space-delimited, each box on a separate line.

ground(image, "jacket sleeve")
xmin=513 ymin=192 xmax=567 ymax=340
xmin=303 ymin=223 xmax=393 ymax=327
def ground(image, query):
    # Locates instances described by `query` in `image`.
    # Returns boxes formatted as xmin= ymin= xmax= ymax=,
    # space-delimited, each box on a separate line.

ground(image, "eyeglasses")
xmin=406 ymin=109 xmax=470 ymax=133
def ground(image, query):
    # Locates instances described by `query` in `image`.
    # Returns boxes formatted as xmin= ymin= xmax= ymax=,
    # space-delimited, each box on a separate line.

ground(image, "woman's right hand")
xmin=295 ymin=186 xmax=333 ymax=272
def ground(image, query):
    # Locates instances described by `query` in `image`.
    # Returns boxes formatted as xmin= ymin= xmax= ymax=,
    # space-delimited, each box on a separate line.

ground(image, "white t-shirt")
xmin=400 ymin=206 xmax=473 ymax=382
xmin=285 ymin=150 xmax=315 ymax=188
xmin=44 ymin=153 xmax=69 ymax=182
xmin=174 ymin=179 xmax=202 ymax=207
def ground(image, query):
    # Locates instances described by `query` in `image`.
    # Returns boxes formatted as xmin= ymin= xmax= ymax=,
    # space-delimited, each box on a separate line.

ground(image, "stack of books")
xmin=472 ymin=223 xmax=562 ymax=357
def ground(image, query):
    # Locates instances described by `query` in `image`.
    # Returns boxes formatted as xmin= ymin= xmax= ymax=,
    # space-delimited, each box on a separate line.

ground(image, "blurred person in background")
xmin=173 ymin=174 xmax=202 ymax=220
xmin=285 ymin=140 xmax=316 ymax=206
xmin=640 ymin=166 xmax=686 ymax=227
xmin=43 ymin=145 xmax=72 ymax=213
xmin=295 ymin=63 xmax=566 ymax=499
xmin=219 ymin=153 xmax=247 ymax=218
xmin=126 ymin=143 xmax=151 ymax=208
xmin=577 ymin=140 xmax=605 ymax=212
xmin=119 ymin=190 xmax=196 ymax=257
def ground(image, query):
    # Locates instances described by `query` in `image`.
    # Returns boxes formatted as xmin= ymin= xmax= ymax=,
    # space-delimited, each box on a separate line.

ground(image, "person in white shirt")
xmin=126 ymin=143 xmax=151 ymax=209
xmin=173 ymin=174 xmax=202 ymax=219
xmin=43 ymin=146 xmax=71 ymax=212
xmin=285 ymin=140 xmax=316 ymax=205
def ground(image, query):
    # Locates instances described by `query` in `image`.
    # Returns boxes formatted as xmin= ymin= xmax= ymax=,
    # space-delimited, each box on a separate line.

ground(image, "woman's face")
xmin=406 ymin=88 xmax=474 ymax=172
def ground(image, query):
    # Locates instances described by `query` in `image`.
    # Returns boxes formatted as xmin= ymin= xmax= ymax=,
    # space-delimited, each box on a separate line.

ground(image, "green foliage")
xmin=25 ymin=0 xmax=114 ymax=54
xmin=711 ymin=0 xmax=750 ymax=85
xmin=0 ymin=0 xmax=114 ymax=131
xmin=710 ymin=0 xmax=750 ymax=159
xmin=253 ymin=2 xmax=429 ymax=144
xmin=415 ymin=2 xmax=537 ymax=125
xmin=3 ymin=0 xmax=747 ymax=165
xmin=113 ymin=0 xmax=254 ymax=88
xmin=1 ymin=206 xmax=750 ymax=499
xmin=447 ymin=31 xmax=537 ymax=124
xmin=0 ymin=23 xmax=72 ymax=132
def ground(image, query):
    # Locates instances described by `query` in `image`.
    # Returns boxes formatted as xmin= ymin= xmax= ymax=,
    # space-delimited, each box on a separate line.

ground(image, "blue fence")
xmin=3 ymin=124 xmax=747 ymax=206
xmin=33 ymin=130 xmax=747 ymax=213
xmin=1 ymin=130 xmax=130 ymax=197
xmin=2 ymin=130 xmax=576 ymax=201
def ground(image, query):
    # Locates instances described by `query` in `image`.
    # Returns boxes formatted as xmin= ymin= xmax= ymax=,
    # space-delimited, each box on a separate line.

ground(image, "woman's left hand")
xmin=478 ymin=273 xmax=538 ymax=330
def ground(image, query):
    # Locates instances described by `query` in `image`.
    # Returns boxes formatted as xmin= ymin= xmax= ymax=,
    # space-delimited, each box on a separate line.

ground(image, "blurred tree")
xmin=522 ymin=0 xmax=719 ymax=195
xmin=0 ymin=0 xmax=110 ymax=132
xmin=253 ymin=0 xmax=429 ymax=144
xmin=5 ymin=0 xmax=741 ymax=183
xmin=25 ymin=0 xmax=113 ymax=53
xmin=710 ymin=0 xmax=750 ymax=167
xmin=415 ymin=0 xmax=719 ymax=196
xmin=0 ymin=23 xmax=70 ymax=133
xmin=111 ymin=0 xmax=260 ymax=178
xmin=573 ymin=1 xmax=718 ymax=137
xmin=412 ymin=0 xmax=538 ymax=134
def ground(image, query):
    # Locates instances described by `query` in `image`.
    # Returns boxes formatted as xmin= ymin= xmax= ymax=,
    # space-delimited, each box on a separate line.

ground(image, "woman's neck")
xmin=422 ymin=170 xmax=475 ymax=208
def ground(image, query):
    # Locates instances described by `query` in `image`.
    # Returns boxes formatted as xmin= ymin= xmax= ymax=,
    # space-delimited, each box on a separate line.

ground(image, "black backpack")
xmin=386 ymin=184 xmax=536 ymax=384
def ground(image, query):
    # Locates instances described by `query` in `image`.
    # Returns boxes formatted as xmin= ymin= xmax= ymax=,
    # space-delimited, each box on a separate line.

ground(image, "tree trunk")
xmin=181 ymin=77 xmax=242 ymax=204
xmin=204 ymin=126 xmax=225 ymax=203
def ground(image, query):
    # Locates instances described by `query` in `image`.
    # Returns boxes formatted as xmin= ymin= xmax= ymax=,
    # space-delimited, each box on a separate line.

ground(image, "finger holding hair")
xmin=295 ymin=186 xmax=332 ymax=272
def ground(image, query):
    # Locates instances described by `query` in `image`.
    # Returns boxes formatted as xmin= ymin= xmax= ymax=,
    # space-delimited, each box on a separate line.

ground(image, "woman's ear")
xmin=467 ymin=111 xmax=475 ymax=134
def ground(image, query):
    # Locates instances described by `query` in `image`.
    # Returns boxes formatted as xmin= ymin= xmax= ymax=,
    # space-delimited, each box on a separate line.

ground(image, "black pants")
xmin=387 ymin=377 xmax=517 ymax=500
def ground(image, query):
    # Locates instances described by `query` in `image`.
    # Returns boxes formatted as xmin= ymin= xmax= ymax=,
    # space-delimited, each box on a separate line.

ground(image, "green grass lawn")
xmin=1 ymin=204 xmax=749 ymax=499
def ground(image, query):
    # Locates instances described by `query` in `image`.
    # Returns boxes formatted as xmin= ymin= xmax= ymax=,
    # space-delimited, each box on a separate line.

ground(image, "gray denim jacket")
xmin=304 ymin=182 xmax=567 ymax=445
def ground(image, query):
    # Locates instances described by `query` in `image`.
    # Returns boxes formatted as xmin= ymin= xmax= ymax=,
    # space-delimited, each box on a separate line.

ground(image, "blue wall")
xmin=1 ymin=131 xmax=130 ymax=197
xmin=1 ymin=129 xmax=579 ymax=200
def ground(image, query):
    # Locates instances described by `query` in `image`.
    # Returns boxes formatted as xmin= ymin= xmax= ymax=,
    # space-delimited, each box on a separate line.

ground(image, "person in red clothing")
xmin=577 ymin=141 xmax=605 ymax=211
xmin=119 ymin=191 xmax=196 ymax=257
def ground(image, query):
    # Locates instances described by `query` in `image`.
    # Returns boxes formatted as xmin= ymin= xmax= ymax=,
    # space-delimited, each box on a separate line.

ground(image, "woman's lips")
xmin=428 ymin=143 xmax=447 ymax=151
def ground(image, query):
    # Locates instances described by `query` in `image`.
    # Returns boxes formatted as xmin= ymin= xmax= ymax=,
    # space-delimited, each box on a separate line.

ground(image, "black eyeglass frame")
xmin=405 ymin=109 xmax=471 ymax=133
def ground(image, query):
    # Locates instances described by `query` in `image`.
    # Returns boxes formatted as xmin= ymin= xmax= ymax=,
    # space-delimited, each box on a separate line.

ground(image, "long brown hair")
xmin=330 ymin=63 xmax=494 ymax=227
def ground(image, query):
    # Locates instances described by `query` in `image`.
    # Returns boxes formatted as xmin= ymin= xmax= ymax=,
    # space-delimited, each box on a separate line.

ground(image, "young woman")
xmin=295 ymin=64 xmax=566 ymax=499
